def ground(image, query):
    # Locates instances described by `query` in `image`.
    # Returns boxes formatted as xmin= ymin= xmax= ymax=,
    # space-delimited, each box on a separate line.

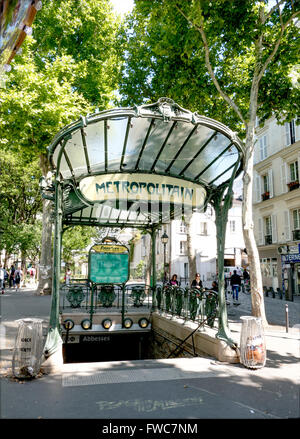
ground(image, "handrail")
xmin=167 ymin=315 xmax=210 ymax=358
xmin=151 ymin=328 xmax=197 ymax=357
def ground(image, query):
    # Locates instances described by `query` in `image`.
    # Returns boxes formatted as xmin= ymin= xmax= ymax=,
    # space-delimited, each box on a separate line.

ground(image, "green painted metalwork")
xmin=44 ymin=178 xmax=63 ymax=357
xmin=41 ymin=98 xmax=245 ymax=358
xmin=210 ymin=160 xmax=240 ymax=347
xmin=66 ymin=285 xmax=85 ymax=308
xmin=97 ymin=285 xmax=116 ymax=307
xmin=154 ymin=286 xmax=218 ymax=328
xmin=131 ymin=286 xmax=146 ymax=307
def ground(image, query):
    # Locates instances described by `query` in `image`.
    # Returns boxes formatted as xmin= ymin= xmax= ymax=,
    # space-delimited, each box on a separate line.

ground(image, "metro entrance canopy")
xmin=42 ymin=98 xmax=245 ymax=357
xmin=46 ymin=97 xmax=244 ymax=227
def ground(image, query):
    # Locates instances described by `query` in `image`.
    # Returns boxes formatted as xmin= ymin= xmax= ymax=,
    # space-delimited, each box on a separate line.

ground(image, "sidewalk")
xmin=0 ymin=286 xmax=299 ymax=420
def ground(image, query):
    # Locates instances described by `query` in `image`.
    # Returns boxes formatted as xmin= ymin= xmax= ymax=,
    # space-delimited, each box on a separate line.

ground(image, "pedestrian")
xmin=65 ymin=267 xmax=72 ymax=285
xmin=211 ymin=280 xmax=218 ymax=292
xmin=29 ymin=266 xmax=36 ymax=284
xmin=191 ymin=273 xmax=203 ymax=289
xmin=230 ymin=270 xmax=241 ymax=302
xmin=14 ymin=267 xmax=22 ymax=291
xmin=243 ymin=268 xmax=250 ymax=281
xmin=0 ymin=264 xmax=5 ymax=294
xmin=9 ymin=265 xmax=15 ymax=288
xmin=169 ymin=274 xmax=179 ymax=286
xmin=4 ymin=267 xmax=8 ymax=288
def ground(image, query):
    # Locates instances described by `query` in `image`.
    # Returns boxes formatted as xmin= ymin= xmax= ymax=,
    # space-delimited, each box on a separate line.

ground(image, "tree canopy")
xmin=117 ymin=0 xmax=299 ymax=136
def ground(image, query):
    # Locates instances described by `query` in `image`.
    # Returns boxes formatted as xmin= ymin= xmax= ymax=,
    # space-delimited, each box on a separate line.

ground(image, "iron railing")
xmin=60 ymin=279 xmax=152 ymax=312
xmin=60 ymin=280 xmax=218 ymax=328
xmin=153 ymin=285 xmax=218 ymax=328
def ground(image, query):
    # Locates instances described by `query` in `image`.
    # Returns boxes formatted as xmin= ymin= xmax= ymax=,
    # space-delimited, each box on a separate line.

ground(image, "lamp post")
xmin=161 ymin=231 xmax=169 ymax=285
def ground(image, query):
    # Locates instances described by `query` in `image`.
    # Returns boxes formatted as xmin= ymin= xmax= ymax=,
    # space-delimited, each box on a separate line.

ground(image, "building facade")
xmin=253 ymin=116 xmax=300 ymax=297
xmin=131 ymin=198 xmax=246 ymax=288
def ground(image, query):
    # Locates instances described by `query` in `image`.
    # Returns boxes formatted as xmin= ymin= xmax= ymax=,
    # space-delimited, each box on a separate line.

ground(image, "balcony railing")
xmin=287 ymin=180 xmax=299 ymax=191
xmin=292 ymin=229 xmax=300 ymax=241
xmin=265 ymin=234 xmax=272 ymax=245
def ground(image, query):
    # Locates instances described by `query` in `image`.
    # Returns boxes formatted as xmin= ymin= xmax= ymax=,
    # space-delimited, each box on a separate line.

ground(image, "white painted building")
xmin=253 ymin=116 xmax=300 ymax=296
xmin=130 ymin=197 xmax=246 ymax=287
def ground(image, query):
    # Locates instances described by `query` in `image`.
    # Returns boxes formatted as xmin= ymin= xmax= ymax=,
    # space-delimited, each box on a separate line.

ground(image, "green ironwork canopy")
xmin=44 ymin=98 xmax=246 ymax=358
xmin=46 ymin=98 xmax=245 ymax=228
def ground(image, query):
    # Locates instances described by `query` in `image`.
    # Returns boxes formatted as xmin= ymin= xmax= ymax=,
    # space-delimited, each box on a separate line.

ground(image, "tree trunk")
xmin=37 ymin=153 xmax=53 ymax=295
xmin=242 ymin=124 xmax=268 ymax=327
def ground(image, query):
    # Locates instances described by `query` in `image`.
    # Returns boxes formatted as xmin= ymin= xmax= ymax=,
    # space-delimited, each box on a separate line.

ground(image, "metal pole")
xmin=163 ymin=242 xmax=166 ymax=285
xmin=285 ymin=304 xmax=289 ymax=333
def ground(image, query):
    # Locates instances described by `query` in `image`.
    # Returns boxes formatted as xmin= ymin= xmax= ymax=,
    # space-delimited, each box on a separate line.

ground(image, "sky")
xmin=110 ymin=0 xmax=134 ymax=16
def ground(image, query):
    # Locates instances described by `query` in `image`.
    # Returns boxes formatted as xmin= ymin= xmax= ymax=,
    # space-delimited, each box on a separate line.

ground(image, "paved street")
xmin=0 ymin=286 xmax=299 ymax=424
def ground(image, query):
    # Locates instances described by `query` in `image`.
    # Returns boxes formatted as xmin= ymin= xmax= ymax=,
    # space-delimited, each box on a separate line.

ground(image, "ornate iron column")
xmin=210 ymin=161 xmax=240 ymax=347
xmin=44 ymin=177 xmax=63 ymax=357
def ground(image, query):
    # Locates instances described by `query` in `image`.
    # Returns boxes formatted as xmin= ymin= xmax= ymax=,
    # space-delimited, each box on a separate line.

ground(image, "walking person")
xmin=14 ymin=267 xmax=23 ymax=292
xmin=9 ymin=265 xmax=15 ymax=288
xmin=0 ymin=264 xmax=5 ymax=294
xmin=230 ymin=270 xmax=241 ymax=303
xmin=65 ymin=267 xmax=72 ymax=285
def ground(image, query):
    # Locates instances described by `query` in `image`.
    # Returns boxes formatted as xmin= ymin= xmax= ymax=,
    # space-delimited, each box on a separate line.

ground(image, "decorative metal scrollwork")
xmin=98 ymin=285 xmax=116 ymax=307
xmin=66 ymin=286 xmax=85 ymax=308
xmin=189 ymin=288 xmax=204 ymax=320
xmin=131 ymin=286 xmax=146 ymax=307
xmin=205 ymin=291 xmax=218 ymax=327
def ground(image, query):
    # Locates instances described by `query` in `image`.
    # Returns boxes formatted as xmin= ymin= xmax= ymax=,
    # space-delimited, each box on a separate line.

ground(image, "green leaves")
xmin=117 ymin=0 xmax=299 ymax=133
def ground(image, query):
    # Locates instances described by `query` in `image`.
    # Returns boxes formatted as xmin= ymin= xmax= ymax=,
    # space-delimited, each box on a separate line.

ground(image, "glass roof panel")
xmin=153 ymin=121 xmax=196 ymax=173
xmin=201 ymin=148 xmax=239 ymax=182
xmin=184 ymin=132 xmax=231 ymax=182
xmin=107 ymin=117 xmax=128 ymax=171
xmin=137 ymin=119 xmax=171 ymax=171
xmin=59 ymin=153 xmax=73 ymax=179
xmin=64 ymin=129 xmax=88 ymax=177
xmin=85 ymin=120 xmax=105 ymax=172
xmin=123 ymin=117 xmax=152 ymax=169
xmin=169 ymin=125 xmax=216 ymax=177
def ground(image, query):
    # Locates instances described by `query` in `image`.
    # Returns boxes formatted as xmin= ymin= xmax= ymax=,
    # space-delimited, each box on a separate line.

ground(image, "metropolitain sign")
xmin=79 ymin=173 xmax=206 ymax=209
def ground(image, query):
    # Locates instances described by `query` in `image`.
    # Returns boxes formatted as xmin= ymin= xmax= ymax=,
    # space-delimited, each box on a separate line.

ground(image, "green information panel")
xmin=88 ymin=244 xmax=129 ymax=284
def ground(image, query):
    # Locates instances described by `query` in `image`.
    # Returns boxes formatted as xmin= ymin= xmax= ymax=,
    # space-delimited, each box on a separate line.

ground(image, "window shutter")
xmin=284 ymin=210 xmax=291 ymax=241
xmin=280 ymin=162 xmax=288 ymax=193
xmin=295 ymin=118 xmax=300 ymax=141
xmin=254 ymin=173 xmax=261 ymax=202
xmin=264 ymin=135 xmax=268 ymax=158
xmin=268 ymin=169 xmax=274 ymax=198
xmin=285 ymin=123 xmax=291 ymax=146
xmin=258 ymin=218 xmax=263 ymax=245
xmin=271 ymin=214 xmax=277 ymax=243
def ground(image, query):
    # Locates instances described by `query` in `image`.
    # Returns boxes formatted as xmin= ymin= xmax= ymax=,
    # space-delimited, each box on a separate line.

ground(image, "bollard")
xmin=285 ymin=304 xmax=289 ymax=333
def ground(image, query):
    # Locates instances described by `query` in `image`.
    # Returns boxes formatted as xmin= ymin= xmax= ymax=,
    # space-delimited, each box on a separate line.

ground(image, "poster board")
xmin=88 ymin=244 xmax=129 ymax=284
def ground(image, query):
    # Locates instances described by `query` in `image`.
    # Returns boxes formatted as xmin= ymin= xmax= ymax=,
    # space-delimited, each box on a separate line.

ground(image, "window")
xmin=293 ymin=209 xmax=300 ymax=230
xmin=265 ymin=216 xmax=272 ymax=244
xmin=290 ymin=161 xmax=299 ymax=182
xmin=179 ymin=241 xmax=187 ymax=255
xmin=229 ymin=220 xmax=236 ymax=233
xmin=179 ymin=221 xmax=186 ymax=233
xmin=259 ymin=135 xmax=268 ymax=160
xmin=265 ymin=216 xmax=272 ymax=235
xmin=285 ymin=120 xmax=296 ymax=146
xmin=263 ymin=175 xmax=269 ymax=193
xmin=199 ymin=222 xmax=207 ymax=235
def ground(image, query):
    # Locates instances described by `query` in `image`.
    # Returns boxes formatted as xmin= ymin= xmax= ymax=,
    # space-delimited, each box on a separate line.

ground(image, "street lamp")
xmin=161 ymin=231 xmax=169 ymax=284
